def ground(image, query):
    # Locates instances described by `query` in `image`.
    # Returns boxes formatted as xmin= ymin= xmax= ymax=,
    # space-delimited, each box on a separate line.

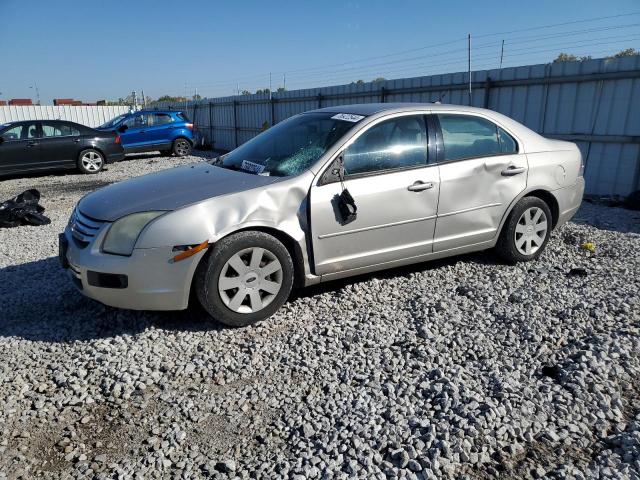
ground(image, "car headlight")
xmin=102 ymin=211 xmax=165 ymax=256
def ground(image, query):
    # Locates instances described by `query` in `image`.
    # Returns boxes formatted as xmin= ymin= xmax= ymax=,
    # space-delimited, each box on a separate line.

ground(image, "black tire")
xmin=172 ymin=138 xmax=192 ymax=157
xmin=77 ymin=149 xmax=105 ymax=174
xmin=160 ymin=149 xmax=173 ymax=157
xmin=495 ymin=196 xmax=552 ymax=263
xmin=195 ymin=231 xmax=294 ymax=327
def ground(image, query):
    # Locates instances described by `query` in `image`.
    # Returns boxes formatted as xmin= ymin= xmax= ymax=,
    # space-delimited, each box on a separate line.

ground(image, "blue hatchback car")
xmin=97 ymin=110 xmax=194 ymax=157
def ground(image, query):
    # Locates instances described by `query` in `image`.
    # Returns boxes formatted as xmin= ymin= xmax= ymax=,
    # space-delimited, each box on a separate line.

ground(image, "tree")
xmin=553 ymin=53 xmax=578 ymax=63
xmin=192 ymin=94 xmax=202 ymax=101
xmin=553 ymin=53 xmax=591 ymax=63
xmin=276 ymin=87 xmax=286 ymax=92
xmin=255 ymin=88 xmax=271 ymax=95
xmin=612 ymin=48 xmax=638 ymax=58
xmin=372 ymin=77 xmax=386 ymax=83
xmin=157 ymin=95 xmax=187 ymax=103
xmin=241 ymin=90 xmax=252 ymax=96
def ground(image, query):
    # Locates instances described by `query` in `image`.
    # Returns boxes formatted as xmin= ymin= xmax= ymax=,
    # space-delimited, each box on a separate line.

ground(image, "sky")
xmin=1 ymin=0 xmax=639 ymax=104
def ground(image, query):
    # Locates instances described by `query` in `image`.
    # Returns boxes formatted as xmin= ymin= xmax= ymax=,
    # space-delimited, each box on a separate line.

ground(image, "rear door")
xmin=0 ymin=122 xmax=41 ymax=174
xmin=310 ymin=114 xmax=440 ymax=276
xmin=144 ymin=113 xmax=174 ymax=148
xmin=40 ymin=122 xmax=82 ymax=168
xmin=432 ymin=113 xmax=527 ymax=252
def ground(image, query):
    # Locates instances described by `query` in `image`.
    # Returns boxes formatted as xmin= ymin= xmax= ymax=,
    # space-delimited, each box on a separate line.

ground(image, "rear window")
xmin=177 ymin=112 xmax=190 ymax=122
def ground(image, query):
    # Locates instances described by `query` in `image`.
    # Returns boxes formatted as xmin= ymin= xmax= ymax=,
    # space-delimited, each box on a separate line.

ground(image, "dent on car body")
xmin=136 ymin=170 xmax=317 ymax=278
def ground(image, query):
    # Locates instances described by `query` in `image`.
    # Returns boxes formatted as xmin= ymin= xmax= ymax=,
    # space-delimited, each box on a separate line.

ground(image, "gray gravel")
xmin=0 ymin=153 xmax=639 ymax=479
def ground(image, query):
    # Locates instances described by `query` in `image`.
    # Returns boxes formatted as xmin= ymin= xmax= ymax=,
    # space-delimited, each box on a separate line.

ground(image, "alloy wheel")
xmin=81 ymin=151 xmax=103 ymax=172
xmin=175 ymin=140 xmax=190 ymax=156
xmin=217 ymin=247 xmax=283 ymax=314
xmin=514 ymin=207 xmax=548 ymax=255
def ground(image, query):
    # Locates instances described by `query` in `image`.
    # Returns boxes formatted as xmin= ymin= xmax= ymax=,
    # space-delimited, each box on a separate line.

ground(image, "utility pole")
xmin=132 ymin=91 xmax=138 ymax=110
xmin=30 ymin=83 xmax=41 ymax=105
xmin=283 ymin=73 xmax=286 ymax=91
xmin=237 ymin=82 xmax=240 ymax=96
xmin=269 ymin=72 xmax=272 ymax=99
xmin=141 ymin=89 xmax=146 ymax=108
xmin=499 ymin=39 xmax=505 ymax=69
xmin=467 ymin=34 xmax=472 ymax=105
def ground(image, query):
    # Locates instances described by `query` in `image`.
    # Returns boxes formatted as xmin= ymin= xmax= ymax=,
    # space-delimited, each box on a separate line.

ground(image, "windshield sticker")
xmin=241 ymin=160 xmax=266 ymax=174
xmin=331 ymin=113 xmax=365 ymax=122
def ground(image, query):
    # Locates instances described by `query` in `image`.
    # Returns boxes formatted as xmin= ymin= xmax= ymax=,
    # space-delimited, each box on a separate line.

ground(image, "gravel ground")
xmin=0 ymin=154 xmax=639 ymax=479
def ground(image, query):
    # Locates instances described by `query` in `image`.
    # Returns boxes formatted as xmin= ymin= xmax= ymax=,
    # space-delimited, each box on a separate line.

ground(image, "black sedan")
xmin=0 ymin=120 xmax=125 ymax=176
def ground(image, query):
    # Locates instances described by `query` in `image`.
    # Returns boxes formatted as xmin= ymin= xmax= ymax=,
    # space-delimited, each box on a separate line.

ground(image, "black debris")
xmin=0 ymin=189 xmax=51 ymax=228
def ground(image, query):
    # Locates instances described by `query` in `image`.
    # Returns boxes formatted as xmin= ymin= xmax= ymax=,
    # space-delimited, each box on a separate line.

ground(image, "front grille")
xmin=70 ymin=209 xmax=105 ymax=246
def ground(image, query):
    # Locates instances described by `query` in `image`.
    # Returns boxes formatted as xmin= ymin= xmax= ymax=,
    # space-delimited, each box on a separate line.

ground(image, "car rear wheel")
xmin=195 ymin=231 xmax=294 ymax=327
xmin=77 ymin=149 xmax=104 ymax=174
xmin=173 ymin=138 xmax=192 ymax=157
xmin=496 ymin=196 xmax=552 ymax=263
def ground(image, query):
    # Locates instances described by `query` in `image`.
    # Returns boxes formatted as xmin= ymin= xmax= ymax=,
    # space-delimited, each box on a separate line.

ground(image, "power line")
xmin=284 ymin=33 xmax=639 ymax=87
xmin=186 ymin=13 xmax=640 ymax=95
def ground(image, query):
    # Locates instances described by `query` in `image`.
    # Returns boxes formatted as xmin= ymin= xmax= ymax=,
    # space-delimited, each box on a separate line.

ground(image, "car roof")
xmin=307 ymin=102 xmax=504 ymax=116
xmin=138 ymin=110 xmax=184 ymax=114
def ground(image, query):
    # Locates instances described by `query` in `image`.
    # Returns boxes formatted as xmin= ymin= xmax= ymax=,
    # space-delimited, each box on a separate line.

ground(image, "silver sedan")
xmin=60 ymin=103 xmax=584 ymax=326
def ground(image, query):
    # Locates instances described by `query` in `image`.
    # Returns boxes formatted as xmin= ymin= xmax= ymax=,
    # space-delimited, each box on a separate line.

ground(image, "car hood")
xmin=78 ymin=163 xmax=282 ymax=221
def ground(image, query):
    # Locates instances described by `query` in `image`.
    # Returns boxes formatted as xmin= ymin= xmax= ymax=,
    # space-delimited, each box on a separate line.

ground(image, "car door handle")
xmin=73 ymin=138 xmax=81 ymax=143
xmin=407 ymin=181 xmax=434 ymax=192
xmin=501 ymin=166 xmax=526 ymax=176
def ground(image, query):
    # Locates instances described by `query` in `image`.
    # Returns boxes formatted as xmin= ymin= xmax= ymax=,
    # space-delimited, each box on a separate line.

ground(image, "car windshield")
xmin=99 ymin=114 xmax=127 ymax=129
xmin=214 ymin=112 xmax=362 ymax=177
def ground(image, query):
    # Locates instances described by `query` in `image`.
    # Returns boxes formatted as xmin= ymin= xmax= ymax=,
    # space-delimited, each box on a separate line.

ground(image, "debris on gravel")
xmin=0 ymin=153 xmax=638 ymax=479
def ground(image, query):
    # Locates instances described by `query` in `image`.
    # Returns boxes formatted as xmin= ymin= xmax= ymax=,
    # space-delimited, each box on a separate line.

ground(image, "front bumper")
xmin=554 ymin=176 xmax=585 ymax=228
xmin=60 ymin=226 xmax=206 ymax=311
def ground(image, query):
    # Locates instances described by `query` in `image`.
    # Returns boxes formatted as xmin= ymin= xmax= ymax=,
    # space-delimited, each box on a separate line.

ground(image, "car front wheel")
xmin=77 ymin=149 xmax=104 ymax=174
xmin=195 ymin=231 xmax=294 ymax=327
xmin=173 ymin=138 xmax=192 ymax=157
xmin=496 ymin=196 xmax=552 ymax=263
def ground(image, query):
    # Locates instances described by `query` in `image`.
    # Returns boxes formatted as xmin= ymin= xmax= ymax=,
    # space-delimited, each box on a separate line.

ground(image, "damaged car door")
xmin=432 ymin=113 xmax=527 ymax=251
xmin=310 ymin=114 xmax=439 ymax=276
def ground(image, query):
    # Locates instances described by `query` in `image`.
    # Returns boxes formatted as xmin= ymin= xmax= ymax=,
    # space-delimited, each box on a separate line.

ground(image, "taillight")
xmin=186 ymin=123 xmax=193 ymax=130
xmin=115 ymin=135 xmax=121 ymax=144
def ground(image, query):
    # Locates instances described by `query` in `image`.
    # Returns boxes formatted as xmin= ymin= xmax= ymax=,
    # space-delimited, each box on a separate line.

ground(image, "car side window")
xmin=498 ymin=126 xmax=517 ymax=154
xmin=1 ymin=125 xmax=23 ymax=141
xmin=343 ymin=116 xmax=428 ymax=176
xmin=149 ymin=114 xmax=173 ymax=126
xmin=42 ymin=123 xmax=80 ymax=137
xmin=438 ymin=114 xmax=505 ymax=161
xmin=123 ymin=114 xmax=147 ymax=129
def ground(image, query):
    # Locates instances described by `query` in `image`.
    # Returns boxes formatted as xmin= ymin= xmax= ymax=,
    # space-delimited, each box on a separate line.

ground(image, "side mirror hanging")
xmin=335 ymin=154 xmax=357 ymax=225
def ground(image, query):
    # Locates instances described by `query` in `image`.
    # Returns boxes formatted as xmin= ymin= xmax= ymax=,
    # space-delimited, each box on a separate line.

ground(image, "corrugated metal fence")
xmin=0 ymin=105 xmax=132 ymax=128
xmin=156 ymin=56 xmax=640 ymax=197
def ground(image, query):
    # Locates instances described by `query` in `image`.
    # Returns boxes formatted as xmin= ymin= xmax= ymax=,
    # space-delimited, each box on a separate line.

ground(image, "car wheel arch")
xmin=495 ymin=187 xmax=560 ymax=241
xmin=191 ymin=225 xmax=305 ymax=297
xmin=173 ymin=136 xmax=193 ymax=146
xmin=78 ymin=145 xmax=106 ymax=161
